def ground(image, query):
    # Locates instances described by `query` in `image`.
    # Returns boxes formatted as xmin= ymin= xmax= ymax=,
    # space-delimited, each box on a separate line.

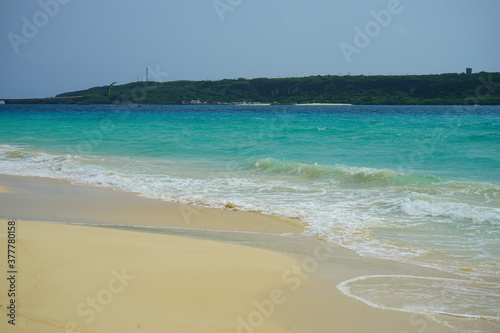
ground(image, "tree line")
xmin=52 ymin=72 xmax=500 ymax=106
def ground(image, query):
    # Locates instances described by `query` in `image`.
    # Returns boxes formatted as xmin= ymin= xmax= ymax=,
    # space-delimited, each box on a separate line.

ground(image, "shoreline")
xmin=0 ymin=219 xmax=459 ymax=333
xmin=3 ymin=71 xmax=500 ymax=106
xmin=0 ymin=219 xmax=303 ymax=332
xmin=0 ymin=174 xmax=471 ymax=332
xmin=295 ymin=103 xmax=353 ymax=106
xmin=0 ymin=174 xmax=305 ymax=234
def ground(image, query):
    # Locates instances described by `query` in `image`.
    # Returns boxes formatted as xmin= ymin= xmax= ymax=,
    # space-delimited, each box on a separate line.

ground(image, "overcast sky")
xmin=1 ymin=0 xmax=499 ymax=98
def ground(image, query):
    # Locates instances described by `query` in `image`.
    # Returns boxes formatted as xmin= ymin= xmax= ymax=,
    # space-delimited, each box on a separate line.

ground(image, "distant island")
xmin=3 ymin=72 xmax=500 ymax=106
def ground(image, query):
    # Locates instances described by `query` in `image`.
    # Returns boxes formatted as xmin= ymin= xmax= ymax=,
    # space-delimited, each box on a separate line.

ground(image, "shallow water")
xmin=1 ymin=104 xmax=499 ymax=330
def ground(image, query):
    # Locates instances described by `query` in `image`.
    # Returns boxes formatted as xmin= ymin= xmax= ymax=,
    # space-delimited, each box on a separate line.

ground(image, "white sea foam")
xmin=401 ymin=196 xmax=500 ymax=225
xmin=1 ymin=144 xmax=499 ymax=280
xmin=337 ymin=275 xmax=500 ymax=332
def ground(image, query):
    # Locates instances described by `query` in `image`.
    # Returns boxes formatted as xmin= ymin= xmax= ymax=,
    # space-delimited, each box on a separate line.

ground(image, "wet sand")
xmin=0 ymin=174 xmax=459 ymax=333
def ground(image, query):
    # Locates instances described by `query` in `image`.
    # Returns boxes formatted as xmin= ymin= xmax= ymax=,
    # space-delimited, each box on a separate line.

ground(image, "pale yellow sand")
xmin=0 ymin=175 xmax=460 ymax=332
xmin=0 ymin=219 xmax=459 ymax=333
xmin=0 ymin=185 xmax=8 ymax=193
xmin=0 ymin=220 xmax=302 ymax=333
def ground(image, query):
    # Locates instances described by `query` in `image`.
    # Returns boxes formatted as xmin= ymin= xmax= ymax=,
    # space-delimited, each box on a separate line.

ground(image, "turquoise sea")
xmin=1 ymin=104 xmax=499 ymax=331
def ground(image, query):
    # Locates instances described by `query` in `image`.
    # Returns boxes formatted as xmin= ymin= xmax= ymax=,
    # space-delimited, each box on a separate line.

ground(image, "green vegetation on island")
xmin=4 ymin=72 xmax=500 ymax=105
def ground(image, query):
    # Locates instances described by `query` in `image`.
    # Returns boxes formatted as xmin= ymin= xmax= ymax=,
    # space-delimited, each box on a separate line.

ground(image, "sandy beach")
xmin=296 ymin=103 xmax=353 ymax=106
xmin=0 ymin=174 xmax=460 ymax=332
xmin=0 ymin=219 xmax=302 ymax=333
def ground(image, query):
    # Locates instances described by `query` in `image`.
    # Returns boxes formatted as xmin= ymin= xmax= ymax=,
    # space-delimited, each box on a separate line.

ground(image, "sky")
xmin=1 ymin=0 xmax=499 ymax=98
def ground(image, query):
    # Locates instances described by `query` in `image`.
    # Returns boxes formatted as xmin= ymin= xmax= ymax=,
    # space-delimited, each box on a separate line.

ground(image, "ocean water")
xmin=1 ymin=104 xmax=499 ymax=331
